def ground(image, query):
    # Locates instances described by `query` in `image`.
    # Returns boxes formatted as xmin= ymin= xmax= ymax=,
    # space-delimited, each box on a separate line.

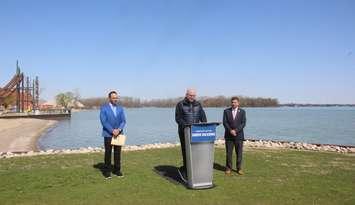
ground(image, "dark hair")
xmin=231 ymin=96 xmax=240 ymax=102
xmin=108 ymin=91 xmax=117 ymax=98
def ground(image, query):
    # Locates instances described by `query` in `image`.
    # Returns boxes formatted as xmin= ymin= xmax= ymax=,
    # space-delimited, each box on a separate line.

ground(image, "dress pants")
xmin=225 ymin=139 xmax=243 ymax=171
xmin=104 ymin=137 xmax=121 ymax=171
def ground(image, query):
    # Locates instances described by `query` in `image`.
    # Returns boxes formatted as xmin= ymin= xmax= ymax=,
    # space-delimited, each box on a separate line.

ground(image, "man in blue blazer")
xmin=100 ymin=91 xmax=126 ymax=179
xmin=223 ymin=96 xmax=246 ymax=176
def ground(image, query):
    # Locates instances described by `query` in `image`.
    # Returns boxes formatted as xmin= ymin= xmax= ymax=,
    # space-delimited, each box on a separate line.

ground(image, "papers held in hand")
xmin=111 ymin=134 xmax=126 ymax=146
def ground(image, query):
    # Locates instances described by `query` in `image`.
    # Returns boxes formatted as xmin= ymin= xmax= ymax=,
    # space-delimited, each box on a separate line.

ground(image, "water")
xmin=38 ymin=107 xmax=355 ymax=150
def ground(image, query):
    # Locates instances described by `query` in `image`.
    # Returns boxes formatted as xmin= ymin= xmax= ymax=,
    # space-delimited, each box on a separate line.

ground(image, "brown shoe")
xmin=225 ymin=169 xmax=232 ymax=176
xmin=237 ymin=170 xmax=244 ymax=175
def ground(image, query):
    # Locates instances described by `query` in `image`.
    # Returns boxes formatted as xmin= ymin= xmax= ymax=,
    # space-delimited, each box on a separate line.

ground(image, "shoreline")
xmin=1 ymin=118 xmax=354 ymax=158
xmin=1 ymin=139 xmax=355 ymax=159
xmin=33 ymin=120 xmax=58 ymax=151
xmin=0 ymin=118 xmax=58 ymax=153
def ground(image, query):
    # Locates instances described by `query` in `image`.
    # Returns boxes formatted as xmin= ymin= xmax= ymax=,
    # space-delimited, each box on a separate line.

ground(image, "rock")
xmin=2 ymin=140 xmax=353 ymax=159
xmin=215 ymin=139 xmax=225 ymax=146
xmin=264 ymin=143 xmax=273 ymax=148
xmin=46 ymin=149 xmax=54 ymax=154
xmin=322 ymin=145 xmax=336 ymax=152
xmin=133 ymin=146 xmax=139 ymax=150
xmin=4 ymin=152 xmax=14 ymax=158
xmin=71 ymin=150 xmax=81 ymax=154
xmin=63 ymin=149 xmax=71 ymax=154
xmin=54 ymin=150 xmax=61 ymax=154
xmin=94 ymin=147 xmax=103 ymax=152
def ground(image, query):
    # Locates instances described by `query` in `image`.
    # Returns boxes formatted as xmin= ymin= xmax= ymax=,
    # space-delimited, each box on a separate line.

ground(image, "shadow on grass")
xmin=93 ymin=162 xmax=110 ymax=178
xmin=153 ymin=165 xmax=186 ymax=186
xmin=154 ymin=163 xmax=228 ymax=186
xmin=213 ymin=162 xmax=226 ymax=172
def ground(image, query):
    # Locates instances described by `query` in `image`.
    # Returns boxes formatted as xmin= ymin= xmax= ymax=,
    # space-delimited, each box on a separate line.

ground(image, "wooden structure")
xmin=0 ymin=61 xmax=39 ymax=112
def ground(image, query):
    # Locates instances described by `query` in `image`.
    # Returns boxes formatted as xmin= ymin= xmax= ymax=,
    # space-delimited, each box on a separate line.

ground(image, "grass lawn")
xmin=0 ymin=147 xmax=354 ymax=205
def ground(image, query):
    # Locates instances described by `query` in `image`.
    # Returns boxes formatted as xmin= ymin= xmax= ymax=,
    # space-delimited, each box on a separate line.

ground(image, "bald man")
xmin=175 ymin=89 xmax=207 ymax=182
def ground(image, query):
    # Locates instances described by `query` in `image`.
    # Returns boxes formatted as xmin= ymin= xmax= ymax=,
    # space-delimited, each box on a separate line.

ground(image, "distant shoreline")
xmin=279 ymin=104 xmax=355 ymax=107
xmin=72 ymin=104 xmax=355 ymax=111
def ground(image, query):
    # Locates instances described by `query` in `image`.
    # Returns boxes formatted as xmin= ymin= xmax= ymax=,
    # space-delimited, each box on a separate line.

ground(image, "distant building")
xmin=68 ymin=100 xmax=86 ymax=109
xmin=40 ymin=99 xmax=85 ymax=110
xmin=39 ymin=100 xmax=57 ymax=110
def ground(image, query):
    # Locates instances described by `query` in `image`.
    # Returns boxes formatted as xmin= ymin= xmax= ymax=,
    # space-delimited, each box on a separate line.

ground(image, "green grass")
xmin=0 ymin=148 xmax=354 ymax=205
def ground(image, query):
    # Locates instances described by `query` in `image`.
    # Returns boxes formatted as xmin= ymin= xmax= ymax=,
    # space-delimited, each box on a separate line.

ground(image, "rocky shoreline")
xmin=1 ymin=139 xmax=354 ymax=159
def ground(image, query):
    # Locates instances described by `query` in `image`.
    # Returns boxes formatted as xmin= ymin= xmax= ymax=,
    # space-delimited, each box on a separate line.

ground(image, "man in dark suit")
xmin=223 ymin=96 xmax=246 ymax=176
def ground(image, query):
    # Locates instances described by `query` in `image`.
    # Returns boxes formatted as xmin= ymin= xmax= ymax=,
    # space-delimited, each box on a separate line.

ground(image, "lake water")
xmin=38 ymin=107 xmax=355 ymax=150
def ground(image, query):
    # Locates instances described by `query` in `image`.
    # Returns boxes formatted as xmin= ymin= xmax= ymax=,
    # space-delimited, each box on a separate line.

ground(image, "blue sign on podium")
xmin=191 ymin=124 xmax=217 ymax=143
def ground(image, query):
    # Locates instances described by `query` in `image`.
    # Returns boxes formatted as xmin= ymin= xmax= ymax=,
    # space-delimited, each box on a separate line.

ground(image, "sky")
xmin=0 ymin=0 xmax=354 ymax=104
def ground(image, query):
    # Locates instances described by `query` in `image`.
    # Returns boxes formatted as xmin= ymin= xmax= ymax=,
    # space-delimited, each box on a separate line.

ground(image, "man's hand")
xmin=113 ymin=129 xmax=121 ymax=136
xmin=230 ymin=130 xmax=237 ymax=136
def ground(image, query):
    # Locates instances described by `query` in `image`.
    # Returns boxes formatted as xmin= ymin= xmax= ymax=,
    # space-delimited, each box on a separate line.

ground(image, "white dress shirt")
xmin=232 ymin=107 xmax=238 ymax=120
xmin=109 ymin=103 xmax=117 ymax=117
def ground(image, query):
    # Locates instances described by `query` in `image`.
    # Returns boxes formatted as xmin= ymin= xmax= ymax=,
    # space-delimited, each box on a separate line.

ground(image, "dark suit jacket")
xmin=223 ymin=107 xmax=246 ymax=141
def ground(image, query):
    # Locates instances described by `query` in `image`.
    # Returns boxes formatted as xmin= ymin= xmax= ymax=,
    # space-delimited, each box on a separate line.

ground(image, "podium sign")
xmin=191 ymin=124 xmax=217 ymax=143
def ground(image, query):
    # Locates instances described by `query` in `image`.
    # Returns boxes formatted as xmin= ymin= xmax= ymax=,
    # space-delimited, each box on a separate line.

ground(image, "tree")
xmin=55 ymin=92 xmax=74 ymax=109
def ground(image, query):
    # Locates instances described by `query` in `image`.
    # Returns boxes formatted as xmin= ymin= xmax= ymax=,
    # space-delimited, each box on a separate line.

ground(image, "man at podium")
xmin=175 ymin=88 xmax=207 ymax=182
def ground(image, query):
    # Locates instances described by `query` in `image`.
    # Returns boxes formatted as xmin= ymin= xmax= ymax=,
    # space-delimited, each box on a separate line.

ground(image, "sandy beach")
xmin=0 ymin=118 xmax=57 ymax=153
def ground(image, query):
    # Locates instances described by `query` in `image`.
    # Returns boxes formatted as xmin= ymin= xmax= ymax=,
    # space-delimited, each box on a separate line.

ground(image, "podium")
xmin=184 ymin=122 xmax=220 ymax=189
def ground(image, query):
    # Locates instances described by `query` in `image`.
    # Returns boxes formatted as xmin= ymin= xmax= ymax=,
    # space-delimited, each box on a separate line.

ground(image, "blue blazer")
xmin=100 ymin=103 xmax=126 ymax=138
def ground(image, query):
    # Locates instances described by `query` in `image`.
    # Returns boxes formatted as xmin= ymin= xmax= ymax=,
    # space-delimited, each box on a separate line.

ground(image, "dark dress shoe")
xmin=113 ymin=170 xmax=124 ymax=178
xmin=103 ymin=171 xmax=112 ymax=179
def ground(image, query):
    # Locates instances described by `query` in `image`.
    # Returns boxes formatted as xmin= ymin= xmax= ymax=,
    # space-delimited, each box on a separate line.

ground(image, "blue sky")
xmin=0 ymin=0 xmax=354 ymax=104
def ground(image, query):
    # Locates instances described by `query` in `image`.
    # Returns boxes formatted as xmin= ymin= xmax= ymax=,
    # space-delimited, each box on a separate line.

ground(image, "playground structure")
xmin=0 ymin=61 xmax=39 ymax=113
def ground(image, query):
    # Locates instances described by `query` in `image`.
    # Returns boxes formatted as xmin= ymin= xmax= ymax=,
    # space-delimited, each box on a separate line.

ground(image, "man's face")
xmin=186 ymin=90 xmax=196 ymax=102
xmin=109 ymin=93 xmax=119 ymax=105
xmin=231 ymin=99 xmax=239 ymax=108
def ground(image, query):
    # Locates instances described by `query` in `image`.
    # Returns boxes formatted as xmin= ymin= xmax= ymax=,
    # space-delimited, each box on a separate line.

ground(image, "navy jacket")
xmin=223 ymin=107 xmax=246 ymax=141
xmin=175 ymin=98 xmax=207 ymax=132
